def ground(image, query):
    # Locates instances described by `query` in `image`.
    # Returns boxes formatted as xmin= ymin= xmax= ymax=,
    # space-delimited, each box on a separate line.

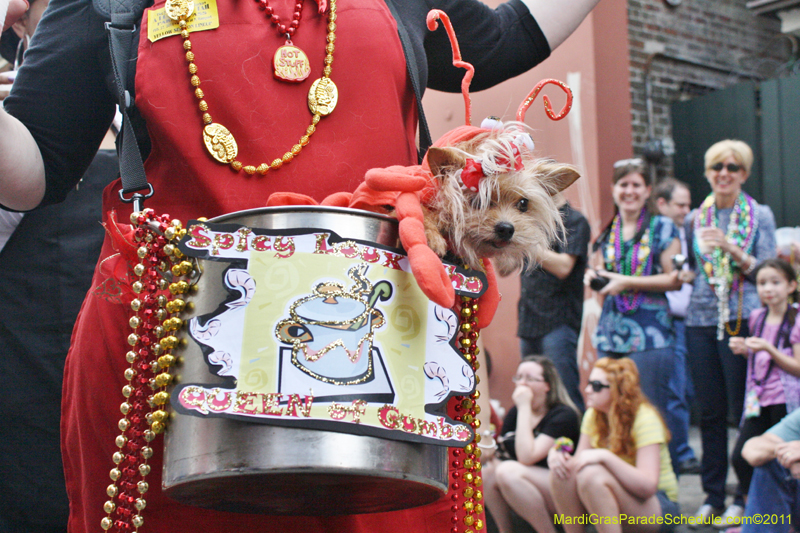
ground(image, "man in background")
xmin=517 ymin=199 xmax=589 ymax=412
xmin=655 ymin=177 xmax=700 ymax=475
xmin=740 ymin=409 xmax=800 ymax=532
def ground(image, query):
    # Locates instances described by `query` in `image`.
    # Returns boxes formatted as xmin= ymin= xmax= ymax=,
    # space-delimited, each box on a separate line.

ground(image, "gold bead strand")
xmin=167 ymin=0 xmax=337 ymax=175
xmin=449 ymin=295 xmax=486 ymax=533
xmin=100 ymin=210 xmax=192 ymax=533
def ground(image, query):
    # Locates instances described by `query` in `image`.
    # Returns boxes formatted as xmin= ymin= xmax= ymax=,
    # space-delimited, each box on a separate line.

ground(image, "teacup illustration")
xmin=275 ymin=265 xmax=392 ymax=386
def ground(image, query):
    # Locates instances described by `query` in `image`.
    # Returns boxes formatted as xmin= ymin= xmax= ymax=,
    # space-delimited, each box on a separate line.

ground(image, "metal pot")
xmin=162 ymin=206 xmax=448 ymax=515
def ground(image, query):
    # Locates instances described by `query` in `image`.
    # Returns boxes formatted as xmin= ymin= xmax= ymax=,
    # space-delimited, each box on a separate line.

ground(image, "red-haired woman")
xmin=549 ymin=357 xmax=679 ymax=532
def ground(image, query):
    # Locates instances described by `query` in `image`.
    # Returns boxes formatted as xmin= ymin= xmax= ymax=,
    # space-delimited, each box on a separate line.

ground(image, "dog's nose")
xmin=494 ymin=222 xmax=515 ymax=241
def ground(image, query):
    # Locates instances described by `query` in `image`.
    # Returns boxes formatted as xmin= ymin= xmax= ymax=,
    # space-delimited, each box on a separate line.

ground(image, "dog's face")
xmin=426 ymin=129 xmax=580 ymax=276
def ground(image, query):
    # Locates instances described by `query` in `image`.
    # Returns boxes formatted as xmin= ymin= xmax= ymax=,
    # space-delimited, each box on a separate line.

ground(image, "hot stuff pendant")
xmin=273 ymin=43 xmax=310 ymax=82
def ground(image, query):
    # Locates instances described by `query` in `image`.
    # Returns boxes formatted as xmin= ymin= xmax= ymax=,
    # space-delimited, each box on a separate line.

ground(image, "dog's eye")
xmin=516 ymin=198 xmax=529 ymax=213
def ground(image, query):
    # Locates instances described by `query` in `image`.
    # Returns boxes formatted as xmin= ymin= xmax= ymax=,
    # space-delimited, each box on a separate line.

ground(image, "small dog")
xmin=352 ymin=118 xmax=580 ymax=326
xmin=272 ymin=12 xmax=581 ymax=326
xmin=423 ymin=122 xmax=579 ymax=277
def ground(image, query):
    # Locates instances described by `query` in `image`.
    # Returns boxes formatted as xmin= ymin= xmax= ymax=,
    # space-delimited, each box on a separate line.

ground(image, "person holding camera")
xmin=585 ymin=158 xmax=685 ymax=467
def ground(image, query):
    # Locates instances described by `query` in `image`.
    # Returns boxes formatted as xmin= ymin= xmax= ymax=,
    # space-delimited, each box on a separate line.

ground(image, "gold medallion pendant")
xmin=308 ymin=77 xmax=338 ymax=116
xmin=203 ymin=123 xmax=238 ymax=164
xmin=165 ymin=0 xmax=194 ymax=21
xmin=273 ymin=44 xmax=311 ymax=83
xmin=174 ymin=0 xmax=338 ymax=175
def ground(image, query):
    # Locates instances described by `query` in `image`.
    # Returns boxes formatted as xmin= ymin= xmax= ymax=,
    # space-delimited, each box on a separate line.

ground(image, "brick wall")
xmin=627 ymin=0 xmax=789 ymax=180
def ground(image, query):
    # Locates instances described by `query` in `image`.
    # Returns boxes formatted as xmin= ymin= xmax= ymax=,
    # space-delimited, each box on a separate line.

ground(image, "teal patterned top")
xmin=593 ymin=215 xmax=679 ymax=354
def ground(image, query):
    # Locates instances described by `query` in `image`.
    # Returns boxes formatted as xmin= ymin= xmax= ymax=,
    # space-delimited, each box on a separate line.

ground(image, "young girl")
xmin=728 ymin=258 xmax=800 ymax=527
xmin=548 ymin=357 xmax=679 ymax=533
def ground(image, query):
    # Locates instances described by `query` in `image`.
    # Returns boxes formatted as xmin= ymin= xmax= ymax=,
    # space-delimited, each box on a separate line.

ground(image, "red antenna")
xmin=516 ymin=78 xmax=573 ymax=123
xmin=427 ymin=9 xmax=475 ymax=126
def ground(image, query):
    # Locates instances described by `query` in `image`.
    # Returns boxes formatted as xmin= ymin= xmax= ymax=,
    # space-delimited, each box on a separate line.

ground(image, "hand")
xmin=547 ymin=447 xmax=572 ymax=480
xmin=584 ymin=268 xmax=599 ymax=287
xmin=481 ymin=445 xmax=496 ymax=462
xmin=572 ymin=448 xmax=612 ymax=472
xmin=728 ymin=336 xmax=748 ymax=355
xmin=744 ymin=336 xmax=772 ymax=353
xmin=597 ymin=271 xmax=629 ymax=296
xmin=776 ymin=441 xmax=800 ymax=469
xmin=678 ymin=269 xmax=696 ymax=284
xmin=511 ymin=384 xmax=534 ymax=407
xmin=3 ymin=0 xmax=29 ymax=31
xmin=698 ymin=227 xmax=735 ymax=254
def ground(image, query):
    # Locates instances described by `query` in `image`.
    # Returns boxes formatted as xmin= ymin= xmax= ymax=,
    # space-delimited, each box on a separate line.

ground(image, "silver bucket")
xmin=162 ymin=206 xmax=448 ymax=515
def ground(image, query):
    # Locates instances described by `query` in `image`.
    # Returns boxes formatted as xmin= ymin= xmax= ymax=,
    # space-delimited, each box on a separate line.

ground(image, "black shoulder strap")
xmin=95 ymin=0 xmax=153 ymax=209
xmin=383 ymin=0 xmax=432 ymax=163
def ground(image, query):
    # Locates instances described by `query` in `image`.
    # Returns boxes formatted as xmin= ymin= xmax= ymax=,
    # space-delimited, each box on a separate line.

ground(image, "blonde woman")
xmin=684 ymin=140 xmax=776 ymax=526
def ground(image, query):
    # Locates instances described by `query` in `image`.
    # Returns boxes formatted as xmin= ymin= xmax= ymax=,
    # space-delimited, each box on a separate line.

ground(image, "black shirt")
xmin=498 ymin=403 xmax=581 ymax=466
xmin=517 ymin=202 xmax=590 ymax=339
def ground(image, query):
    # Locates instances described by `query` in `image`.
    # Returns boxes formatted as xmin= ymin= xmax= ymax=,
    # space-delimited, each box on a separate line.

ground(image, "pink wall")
xmin=421 ymin=1 xmax=633 ymax=413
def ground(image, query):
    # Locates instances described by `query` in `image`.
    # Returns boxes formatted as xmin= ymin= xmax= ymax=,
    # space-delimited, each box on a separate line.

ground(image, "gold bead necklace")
xmin=165 ymin=0 xmax=338 ymax=175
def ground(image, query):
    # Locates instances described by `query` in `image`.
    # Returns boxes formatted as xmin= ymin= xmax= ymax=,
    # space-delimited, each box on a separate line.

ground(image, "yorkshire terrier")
xmin=422 ymin=121 xmax=580 ymax=277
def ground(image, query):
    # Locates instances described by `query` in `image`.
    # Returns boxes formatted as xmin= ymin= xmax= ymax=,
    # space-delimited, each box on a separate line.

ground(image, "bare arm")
xmin=537 ymin=249 xmax=577 ymax=280
xmin=573 ymin=444 xmax=661 ymax=500
xmin=776 ymin=343 xmax=800 ymax=377
xmin=740 ymin=340 xmax=800 ymax=378
xmin=0 ymin=107 xmax=45 ymax=211
xmin=513 ymin=417 xmax=555 ymax=466
xmin=548 ymin=431 xmax=591 ymax=480
xmin=510 ymin=387 xmax=555 ymax=465
xmin=741 ymin=432 xmax=783 ymax=467
xmin=520 ymin=0 xmax=601 ymax=50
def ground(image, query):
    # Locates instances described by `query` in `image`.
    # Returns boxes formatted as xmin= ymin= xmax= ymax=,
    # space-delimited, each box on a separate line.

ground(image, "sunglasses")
xmin=613 ymin=157 xmax=644 ymax=168
xmin=587 ymin=380 xmax=611 ymax=392
xmin=710 ymin=162 xmax=742 ymax=173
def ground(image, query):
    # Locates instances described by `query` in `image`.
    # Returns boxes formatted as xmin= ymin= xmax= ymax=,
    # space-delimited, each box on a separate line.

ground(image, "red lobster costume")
xmin=267 ymin=9 xmax=573 ymax=327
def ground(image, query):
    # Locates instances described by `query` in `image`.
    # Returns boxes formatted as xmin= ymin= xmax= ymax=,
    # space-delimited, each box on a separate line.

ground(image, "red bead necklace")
xmin=258 ymin=0 xmax=304 ymax=37
xmin=255 ymin=0 xmax=311 ymax=82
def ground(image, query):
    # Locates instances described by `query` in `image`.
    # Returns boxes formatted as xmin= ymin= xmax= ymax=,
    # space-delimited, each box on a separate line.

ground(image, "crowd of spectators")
xmin=501 ymin=139 xmax=800 ymax=533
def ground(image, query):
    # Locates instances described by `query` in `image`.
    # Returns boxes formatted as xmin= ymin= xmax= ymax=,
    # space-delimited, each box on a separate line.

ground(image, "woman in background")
xmin=585 ymin=158 xmax=684 ymax=468
xmin=684 ymin=140 xmax=776 ymax=527
xmin=483 ymin=355 xmax=581 ymax=533
xmin=549 ymin=357 xmax=679 ymax=533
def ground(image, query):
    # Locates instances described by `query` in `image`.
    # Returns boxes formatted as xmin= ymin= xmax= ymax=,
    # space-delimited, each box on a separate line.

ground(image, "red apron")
xmin=61 ymin=1 xmax=456 ymax=531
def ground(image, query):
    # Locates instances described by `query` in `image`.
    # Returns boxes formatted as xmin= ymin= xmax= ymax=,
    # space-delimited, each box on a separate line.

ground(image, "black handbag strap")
xmin=96 ymin=0 xmax=153 ymax=210
xmin=383 ymin=0 xmax=432 ymax=163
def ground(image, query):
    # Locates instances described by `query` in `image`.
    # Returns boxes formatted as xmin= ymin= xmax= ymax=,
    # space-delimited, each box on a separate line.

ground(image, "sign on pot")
xmin=172 ymin=221 xmax=487 ymax=446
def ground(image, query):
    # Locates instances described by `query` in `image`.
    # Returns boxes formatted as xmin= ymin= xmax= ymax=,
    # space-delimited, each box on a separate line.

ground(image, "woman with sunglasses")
xmin=684 ymin=140 xmax=776 ymax=528
xmin=585 ymin=158 xmax=684 ymax=465
xmin=483 ymin=355 xmax=581 ymax=533
xmin=549 ymin=357 xmax=679 ymax=533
